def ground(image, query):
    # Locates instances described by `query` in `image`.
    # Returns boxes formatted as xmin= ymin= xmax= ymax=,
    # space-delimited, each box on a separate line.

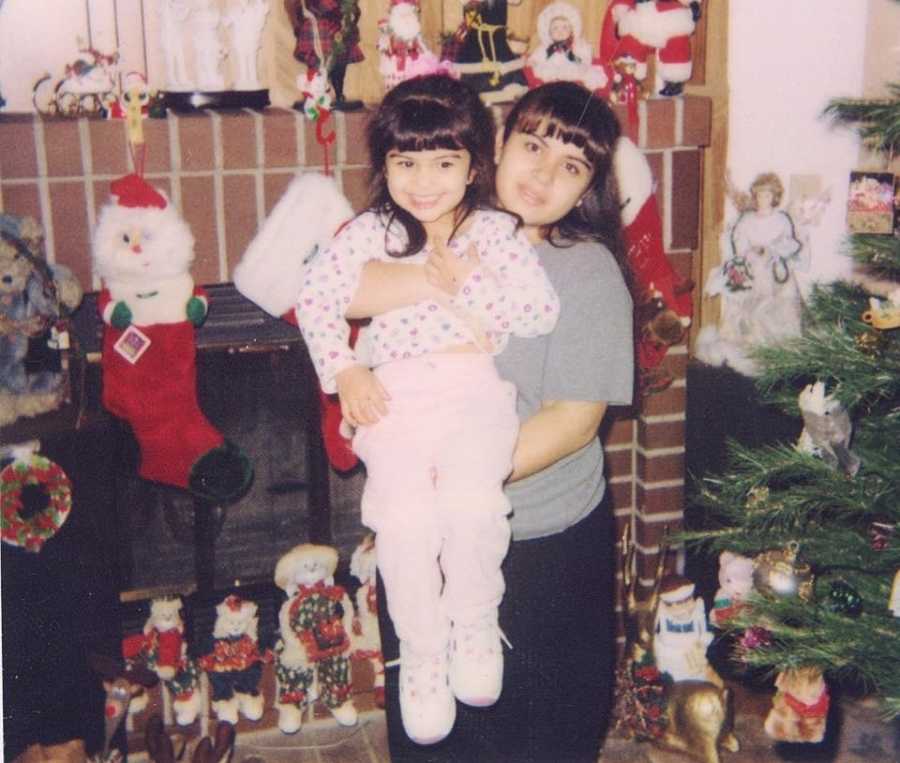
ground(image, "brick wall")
xmin=0 ymin=96 xmax=711 ymax=645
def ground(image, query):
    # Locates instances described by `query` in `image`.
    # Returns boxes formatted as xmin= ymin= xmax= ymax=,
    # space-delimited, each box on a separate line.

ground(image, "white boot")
xmin=398 ymin=641 xmax=455 ymax=745
xmin=212 ymin=696 xmax=239 ymax=724
xmin=277 ymin=703 xmax=303 ymax=734
xmin=330 ymin=700 xmax=358 ymax=727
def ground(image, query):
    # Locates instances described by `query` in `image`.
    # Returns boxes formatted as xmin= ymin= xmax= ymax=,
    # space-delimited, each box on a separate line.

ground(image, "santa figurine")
xmin=92 ymin=173 xmax=252 ymax=503
xmin=377 ymin=0 xmax=453 ymax=93
xmin=653 ymin=574 xmax=716 ymax=684
xmin=600 ymin=0 xmax=702 ymax=97
xmin=524 ymin=2 xmax=609 ymax=94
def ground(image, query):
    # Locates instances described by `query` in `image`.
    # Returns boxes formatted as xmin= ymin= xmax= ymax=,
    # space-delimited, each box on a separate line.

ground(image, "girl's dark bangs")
xmin=391 ymin=102 xmax=465 ymax=152
xmin=513 ymin=109 xmax=600 ymax=167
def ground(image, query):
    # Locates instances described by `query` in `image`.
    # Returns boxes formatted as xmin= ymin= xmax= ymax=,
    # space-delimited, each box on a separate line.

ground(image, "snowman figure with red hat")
xmin=92 ymin=173 xmax=252 ymax=502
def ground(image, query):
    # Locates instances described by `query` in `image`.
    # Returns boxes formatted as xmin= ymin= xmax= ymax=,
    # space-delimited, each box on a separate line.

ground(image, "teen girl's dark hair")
xmin=503 ymin=81 xmax=623 ymax=257
xmin=367 ymin=74 xmax=496 ymax=257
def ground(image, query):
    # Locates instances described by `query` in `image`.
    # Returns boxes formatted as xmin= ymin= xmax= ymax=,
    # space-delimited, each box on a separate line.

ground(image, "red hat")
xmin=659 ymin=574 xmax=696 ymax=604
xmin=110 ymin=173 xmax=167 ymax=209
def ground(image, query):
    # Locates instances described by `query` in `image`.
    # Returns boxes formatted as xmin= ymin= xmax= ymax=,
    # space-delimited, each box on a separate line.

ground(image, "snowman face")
xmin=294 ymin=557 xmax=329 ymax=586
xmin=220 ymin=611 xmax=250 ymax=637
xmin=149 ymin=600 xmax=182 ymax=631
xmin=93 ymin=201 xmax=194 ymax=283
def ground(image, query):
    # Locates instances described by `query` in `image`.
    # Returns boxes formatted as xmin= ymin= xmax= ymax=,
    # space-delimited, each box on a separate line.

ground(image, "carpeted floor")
xmin=125 ymin=673 xmax=900 ymax=763
xmin=222 ymin=684 xmax=899 ymax=763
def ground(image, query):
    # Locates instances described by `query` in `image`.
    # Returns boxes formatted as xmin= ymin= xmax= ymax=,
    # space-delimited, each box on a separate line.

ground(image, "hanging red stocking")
xmin=93 ymin=174 xmax=252 ymax=502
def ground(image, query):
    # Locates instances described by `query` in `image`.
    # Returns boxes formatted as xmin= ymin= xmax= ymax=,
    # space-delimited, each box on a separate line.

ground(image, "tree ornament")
xmin=745 ymin=485 xmax=770 ymax=513
xmin=0 ymin=451 xmax=72 ymax=553
xmin=739 ymin=626 xmax=773 ymax=651
xmin=824 ymin=579 xmax=863 ymax=617
xmin=753 ymin=542 xmax=814 ymax=601
xmin=855 ymin=329 xmax=888 ymax=357
xmin=796 ymin=381 xmax=861 ymax=477
xmin=869 ymin=520 xmax=895 ymax=551
xmin=861 ymin=288 xmax=900 ymax=330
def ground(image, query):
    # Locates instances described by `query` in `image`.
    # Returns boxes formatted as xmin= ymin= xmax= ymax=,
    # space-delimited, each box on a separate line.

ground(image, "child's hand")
xmin=335 ymin=365 xmax=391 ymax=427
xmin=425 ymin=240 xmax=479 ymax=295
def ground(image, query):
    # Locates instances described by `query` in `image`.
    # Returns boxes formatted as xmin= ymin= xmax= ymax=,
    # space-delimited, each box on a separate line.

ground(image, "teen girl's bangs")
xmin=508 ymin=97 xmax=609 ymax=170
xmin=387 ymin=97 xmax=467 ymax=153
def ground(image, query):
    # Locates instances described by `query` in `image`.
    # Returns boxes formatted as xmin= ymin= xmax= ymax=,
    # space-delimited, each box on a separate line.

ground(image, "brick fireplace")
xmin=0 ymin=96 xmax=711 ymax=642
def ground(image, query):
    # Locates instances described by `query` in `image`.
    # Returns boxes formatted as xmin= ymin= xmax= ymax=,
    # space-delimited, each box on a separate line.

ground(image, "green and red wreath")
xmin=1 ymin=454 xmax=72 ymax=553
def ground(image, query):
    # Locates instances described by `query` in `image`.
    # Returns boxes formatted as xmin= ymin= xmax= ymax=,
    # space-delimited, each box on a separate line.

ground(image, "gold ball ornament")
xmin=753 ymin=542 xmax=814 ymax=602
xmin=855 ymin=330 xmax=887 ymax=357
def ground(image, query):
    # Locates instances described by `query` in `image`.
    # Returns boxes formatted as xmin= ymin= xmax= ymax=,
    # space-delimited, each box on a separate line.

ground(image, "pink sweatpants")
xmin=352 ymin=354 xmax=519 ymax=654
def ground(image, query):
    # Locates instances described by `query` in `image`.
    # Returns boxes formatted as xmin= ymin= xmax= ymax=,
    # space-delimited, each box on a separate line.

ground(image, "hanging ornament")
xmin=889 ymin=570 xmax=900 ymax=617
xmin=753 ymin=542 xmax=815 ymax=601
xmin=861 ymin=288 xmax=900 ymax=330
xmin=746 ymin=485 xmax=771 ymax=513
xmin=868 ymin=520 xmax=895 ymax=551
xmin=739 ymin=625 xmax=773 ymax=652
xmin=855 ymin=329 xmax=887 ymax=357
xmin=1 ymin=450 xmax=72 ymax=552
xmin=824 ymin=579 xmax=863 ymax=617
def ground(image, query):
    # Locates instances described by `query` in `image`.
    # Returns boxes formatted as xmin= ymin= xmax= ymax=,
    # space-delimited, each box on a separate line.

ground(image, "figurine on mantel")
xmin=223 ymin=0 xmax=271 ymax=90
xmin=161 ymin=0 xmax=193 ymax=91
xmin=191 ymin=0 xmax=227 ymax=91
xmin=599 ymin=0 xmax=702 ymax=97
xmin=285 ymin=0 xmax=364 ymax=111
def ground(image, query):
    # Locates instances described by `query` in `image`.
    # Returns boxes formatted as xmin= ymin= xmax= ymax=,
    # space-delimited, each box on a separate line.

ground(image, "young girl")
xmin=294 ymin=74 xmax=559 ymax=746
xmin=347 ymin=81 xmax=633 ymax=762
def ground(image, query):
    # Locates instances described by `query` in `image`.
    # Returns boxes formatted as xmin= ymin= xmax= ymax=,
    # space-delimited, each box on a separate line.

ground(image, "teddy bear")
xmin=121 ymin=596 xmax=203 ymax=726
xmin=273 ymin=543 xmax=358 ymax=734
xmin=710 ymin=550 xmax=755 ymax=628
xmin=349 ymin=533 xmax=385 ymax=708
xmin=198 ymin=594 xmax=266 ymax=724
xmin=764 ymin=666 xmax=830 ymax=743
xmin=92 ymin=173 xmax=252 ymax=503
xmin=0 ymin=213 xmax=83 ymax=427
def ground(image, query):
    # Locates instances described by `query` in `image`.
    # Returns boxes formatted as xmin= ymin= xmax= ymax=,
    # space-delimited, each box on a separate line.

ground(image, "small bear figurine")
xmin=122 ymin=597 xmax=203 ymax=726
xmin=273 ymin=543 xmax=358 ymax=734
xmin=349 ymin=534 xmax=385 ymax=708
xmin=764 ymin=666 xmax=830 ymax=743
xmin=710 ymin=550 xmax=755 ymax=628
xmin=198 ymin=594 xmax=266 ymax=724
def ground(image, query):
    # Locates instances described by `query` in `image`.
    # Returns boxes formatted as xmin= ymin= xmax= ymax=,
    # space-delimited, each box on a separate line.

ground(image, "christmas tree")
xmin=684 ymin=79 xmax=900 ymax=719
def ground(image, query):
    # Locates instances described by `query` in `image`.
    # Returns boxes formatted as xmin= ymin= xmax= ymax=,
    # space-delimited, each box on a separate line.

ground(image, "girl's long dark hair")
xmin=367 ymin=74 xmax=496 ymax=258
xmin=502 ymin=81 xmax=624 ymax=264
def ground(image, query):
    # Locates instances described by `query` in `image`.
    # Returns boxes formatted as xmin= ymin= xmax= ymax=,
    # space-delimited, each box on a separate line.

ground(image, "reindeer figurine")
xmin=614 ymin=525 xmax=740 ymax=763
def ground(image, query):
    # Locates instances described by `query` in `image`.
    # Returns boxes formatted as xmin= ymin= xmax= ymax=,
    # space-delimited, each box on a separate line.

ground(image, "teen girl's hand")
xmin=335 ymin=365 xmax=391 ymax=427
xmin=425 ymin=239 xmax=480 ymax=295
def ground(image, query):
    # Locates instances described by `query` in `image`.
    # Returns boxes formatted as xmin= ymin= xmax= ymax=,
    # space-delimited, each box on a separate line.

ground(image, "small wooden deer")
xmin=614 ymin=525 xmax=740 ymax=763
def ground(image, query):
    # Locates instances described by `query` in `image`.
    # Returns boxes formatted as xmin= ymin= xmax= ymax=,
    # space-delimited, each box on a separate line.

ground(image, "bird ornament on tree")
xmin=92 ymin=173 xmax=252 ymax=502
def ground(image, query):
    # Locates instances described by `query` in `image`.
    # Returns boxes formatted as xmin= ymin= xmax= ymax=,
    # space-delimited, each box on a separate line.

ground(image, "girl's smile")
xmin=386 ymin=148 xmax=474 ymax=238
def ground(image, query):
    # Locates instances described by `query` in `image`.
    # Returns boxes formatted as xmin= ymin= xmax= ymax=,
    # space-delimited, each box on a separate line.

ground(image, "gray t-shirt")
xmin=495 ymin=238 xmax=634 ymax=540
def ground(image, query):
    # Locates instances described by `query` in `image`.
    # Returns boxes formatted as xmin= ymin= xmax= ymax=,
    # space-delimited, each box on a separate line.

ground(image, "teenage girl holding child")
xmin=299 ymin=75 xmax=634 ymax=762
xmin=296 ymin=74 xmax=560 ymax=746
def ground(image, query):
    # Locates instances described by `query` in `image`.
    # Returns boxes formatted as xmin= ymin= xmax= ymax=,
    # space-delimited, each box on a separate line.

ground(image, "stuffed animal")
xmin=524 ymin=2 xmax=609 ymax=94
xmin=273 ymin=543 xmax=358 ymax=733
xmin=599 ymin=0 xmax=702 ymax=97
xmin=0 ymin=214 xmax=83 ymax=427
xmin=377 ymin=0 xmax=453 ymax=93
xmin=198 ymin=594 xmax=266 ymax=724
xmin=764 ymin=666 xmax=830 ymax=743
xmin=349 ymin=533 xmax=385 ymax=708
xmin=121 ymin=597 xmax=203 ymax=726
xmin=92 ymin=173 xmax=252 ymax=502
xmin=710 ymin=550 xmax=755 ymax=628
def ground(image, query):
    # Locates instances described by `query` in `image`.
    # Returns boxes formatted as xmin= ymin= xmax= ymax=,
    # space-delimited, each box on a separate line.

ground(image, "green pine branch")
xmin=823 ymin=82 xmax=900 ymax=154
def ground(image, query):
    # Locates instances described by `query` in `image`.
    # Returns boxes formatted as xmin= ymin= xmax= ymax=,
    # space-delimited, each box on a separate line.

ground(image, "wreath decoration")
xmin=1 ymin=455 xmax=72 ymax=553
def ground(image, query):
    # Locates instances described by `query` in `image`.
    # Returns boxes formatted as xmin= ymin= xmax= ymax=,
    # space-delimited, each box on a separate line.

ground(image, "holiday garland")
xmin=0 ymin=455 xmax=72 ymax=552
